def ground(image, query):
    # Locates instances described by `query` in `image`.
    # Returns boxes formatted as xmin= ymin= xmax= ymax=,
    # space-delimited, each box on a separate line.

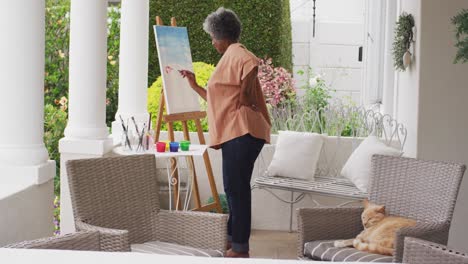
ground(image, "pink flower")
xmin=258 ymin=58 xmax=296 ymax=108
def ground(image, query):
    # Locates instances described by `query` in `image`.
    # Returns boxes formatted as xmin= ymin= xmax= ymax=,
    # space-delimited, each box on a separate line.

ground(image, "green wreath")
xmin=392 ymin=13 xmax=415 ymax=71
xmin=452 ymin=9 xmax=468 ymax=64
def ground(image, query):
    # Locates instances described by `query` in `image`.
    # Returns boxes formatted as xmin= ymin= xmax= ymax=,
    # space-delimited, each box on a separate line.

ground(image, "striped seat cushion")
xmin=131 ymin=241 xmax=223 ymax=257
xmin=304 ymin=240 xmax=393 ymax=262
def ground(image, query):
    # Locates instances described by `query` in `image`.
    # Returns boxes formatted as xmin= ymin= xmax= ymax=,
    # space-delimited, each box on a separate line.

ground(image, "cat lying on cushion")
xmin=334 ymin=200 xmax=416 ymax=256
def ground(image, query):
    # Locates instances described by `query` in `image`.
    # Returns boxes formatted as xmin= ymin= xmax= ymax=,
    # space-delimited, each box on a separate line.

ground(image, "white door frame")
xmin=361 ymin=0 xmax=398 ymax=112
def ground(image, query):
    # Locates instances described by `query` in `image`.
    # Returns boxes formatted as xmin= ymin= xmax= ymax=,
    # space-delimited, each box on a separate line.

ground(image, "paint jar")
xmin=169 ymin=142 xmax=179 ymax=152
xmin=164 ymin=140 xmax=170 ymax=151
xmin=180 ymin=140 xmax=190 ymax=151
xmin=156 ymin=142 xmax=166 ymax=153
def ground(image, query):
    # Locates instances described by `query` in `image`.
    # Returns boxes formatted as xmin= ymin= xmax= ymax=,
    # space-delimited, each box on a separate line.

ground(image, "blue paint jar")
xmin=169 ymin=142 xmax=179 ymax=152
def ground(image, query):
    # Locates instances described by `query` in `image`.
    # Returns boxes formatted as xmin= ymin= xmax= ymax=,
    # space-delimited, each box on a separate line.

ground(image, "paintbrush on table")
xmin=138 ymin=123 xmax=146 ymax=152
xmin=132 ymin=117 xmax=145 ymax=151
xmin=119 ymin=115 xmax=132 ymax=151
xmin=146 ymin=113 xmax=152 ymax=150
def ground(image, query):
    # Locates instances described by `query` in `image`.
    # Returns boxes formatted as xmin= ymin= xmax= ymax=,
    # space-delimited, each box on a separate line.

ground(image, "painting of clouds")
xmin=154 ymin=26 xmax=200 ymax=114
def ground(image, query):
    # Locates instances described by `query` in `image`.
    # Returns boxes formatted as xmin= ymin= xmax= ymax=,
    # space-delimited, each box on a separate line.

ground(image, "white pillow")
xmin=267 ymin=131 xmax=323 ymax=180
xmin=341 ymin=136 xmax=402 ymax=192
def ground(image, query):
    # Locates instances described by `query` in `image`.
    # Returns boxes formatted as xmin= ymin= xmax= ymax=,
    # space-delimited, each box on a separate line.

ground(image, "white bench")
xmin=252 ymin=106 xmax=407 ymax=231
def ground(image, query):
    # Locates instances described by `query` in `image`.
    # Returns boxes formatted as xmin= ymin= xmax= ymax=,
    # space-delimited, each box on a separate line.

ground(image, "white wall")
xmin=0 ymin=181 xmax=54 ymax=246
xmin=416 ymin=0 xmax=468 ymax=251
xmin=395 ymin=0 xmax=468 ymax=251
xmin=394 ymin=0 xmax=421 ymax=158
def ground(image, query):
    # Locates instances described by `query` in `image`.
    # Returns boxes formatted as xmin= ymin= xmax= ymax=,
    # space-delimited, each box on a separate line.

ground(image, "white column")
xmin=64 ymin=0 xmax=109 ymax=140
xmin=60 ymin=0 xmax=113 ymax=234
xmin=0 ymin=0 xmax=55 ymax=245
xmin=0 ymin=0 xmax=49 ymax=167
xmin=112 ymin=0 xmax=150 ymax=142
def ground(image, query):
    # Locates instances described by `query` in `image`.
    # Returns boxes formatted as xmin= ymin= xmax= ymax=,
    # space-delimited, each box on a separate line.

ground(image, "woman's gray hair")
xmin=203 ymin=7 xmax=242 ymax=42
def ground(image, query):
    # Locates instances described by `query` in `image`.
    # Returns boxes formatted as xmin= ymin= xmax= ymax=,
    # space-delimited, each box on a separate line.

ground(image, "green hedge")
xmin=148 ymin=0 xmax=292 ymax=84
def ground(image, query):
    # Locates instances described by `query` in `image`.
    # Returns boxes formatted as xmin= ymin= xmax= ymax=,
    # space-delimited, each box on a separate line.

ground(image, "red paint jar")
xmin=156 ymin=142 xmax=166 ymax=152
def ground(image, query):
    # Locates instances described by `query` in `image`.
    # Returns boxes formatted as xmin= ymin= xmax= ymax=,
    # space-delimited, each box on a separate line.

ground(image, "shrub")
xmin=269 ymin=69 xmax=366 ymax=137
xmin=53 ymin=196 xmax=61 ymax=235
xmin=452 ymin=9 xmax=468 ymax=64
xmin=106 ymin=6 xmax=121 ymax=127
xmin=270 ymin=70 xmax=335 ymax=134
xmin=258 ymin=58 xmax=296 ymax=107
xmin=302 ymin=73 xmax=332 ymax=113
xmin=45 ymin=0 xmax=70 ymax=105
xmin=147 ymin=62 xmax=214 ymax=132
xmin=44 ymin=103 xmax=68 ymax=196
xmin=148 ymin=0 xmax=292 ymax=84
xmin=45 ymin=0 xmax=121 ymax=127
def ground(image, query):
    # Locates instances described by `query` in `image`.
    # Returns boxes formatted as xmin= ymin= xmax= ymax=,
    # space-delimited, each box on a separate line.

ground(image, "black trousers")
xmin=221 ymin=133 xmax=264 ymax=253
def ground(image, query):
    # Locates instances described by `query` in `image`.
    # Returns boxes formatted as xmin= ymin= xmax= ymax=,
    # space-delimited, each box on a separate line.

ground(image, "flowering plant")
xmin=258 ymin=58 xmax=296 ymax=107
xmin=53 ymin=196 xmax=60 ymax=235
xmin=54 ymin=96 xmax=68 ymax=111
xmin=303 ymin=72 xmax=332 ymax=112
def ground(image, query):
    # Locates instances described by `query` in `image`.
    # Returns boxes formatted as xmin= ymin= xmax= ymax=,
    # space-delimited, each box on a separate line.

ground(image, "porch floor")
xmin=250 ymin=230 xmax=297 ymax=259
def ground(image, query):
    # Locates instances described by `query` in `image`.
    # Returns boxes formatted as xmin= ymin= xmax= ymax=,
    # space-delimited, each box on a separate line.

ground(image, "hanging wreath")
xmin=452 ymin=9 xmax=468 ymax=64
xmin=392 ymin=13 xmax=415 ymax=71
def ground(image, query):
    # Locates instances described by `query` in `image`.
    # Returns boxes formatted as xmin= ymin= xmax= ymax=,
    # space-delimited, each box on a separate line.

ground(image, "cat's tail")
xmin=334 ymin=239 xmax=354 ymax=248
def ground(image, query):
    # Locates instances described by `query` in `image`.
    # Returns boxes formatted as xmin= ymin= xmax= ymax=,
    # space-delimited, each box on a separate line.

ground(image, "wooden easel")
xmin=154 ymin=16 xmax=222 ymax=213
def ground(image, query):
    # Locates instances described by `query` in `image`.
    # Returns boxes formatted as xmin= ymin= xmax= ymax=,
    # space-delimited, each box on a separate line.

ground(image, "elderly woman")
xmin=180 ymin=7 xmax=271 ymax=258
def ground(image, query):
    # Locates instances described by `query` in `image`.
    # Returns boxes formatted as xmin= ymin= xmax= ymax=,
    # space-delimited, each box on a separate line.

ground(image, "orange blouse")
xmin=206 ymin=43 xmax=271 ymax=147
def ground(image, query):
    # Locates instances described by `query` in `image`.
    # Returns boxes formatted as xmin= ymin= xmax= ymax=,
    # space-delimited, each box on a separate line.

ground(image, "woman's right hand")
xmin=179 ymin=70 xmax=197 ymax=89
xmin=179 ymin=69 xmax=207 ymax=101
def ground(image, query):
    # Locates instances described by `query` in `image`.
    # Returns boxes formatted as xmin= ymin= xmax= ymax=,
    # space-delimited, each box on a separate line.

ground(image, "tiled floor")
xmin=249 ymin=230 xmax=298 ymax=259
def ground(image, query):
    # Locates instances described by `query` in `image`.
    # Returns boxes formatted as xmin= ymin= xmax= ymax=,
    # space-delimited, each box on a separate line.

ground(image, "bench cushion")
xmin=132 ymin=241 xmax=224 ymax=257
xmin=304 ymin=240 xmax=393 ymax=262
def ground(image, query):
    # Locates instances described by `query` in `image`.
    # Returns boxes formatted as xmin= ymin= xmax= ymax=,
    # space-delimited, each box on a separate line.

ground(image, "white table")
xmin=113 ymin=144 xmax=208 ymax=211
xmin=0 ymin=248 xmax=385 ymax=264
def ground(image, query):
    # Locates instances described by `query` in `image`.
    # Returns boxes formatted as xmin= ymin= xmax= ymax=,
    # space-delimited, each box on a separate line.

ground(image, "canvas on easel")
xmin=154 ymin=25 xmax=200 ymax=114
xmin=152 ymin=17 xmax=222 ymax=213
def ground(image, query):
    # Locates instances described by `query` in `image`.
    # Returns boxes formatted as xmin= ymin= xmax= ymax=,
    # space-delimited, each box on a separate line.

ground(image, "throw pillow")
xmin=267 ymin=131 xmax=324 ymax=180
xmin=341 ymin=136 xmax=402 ymax=192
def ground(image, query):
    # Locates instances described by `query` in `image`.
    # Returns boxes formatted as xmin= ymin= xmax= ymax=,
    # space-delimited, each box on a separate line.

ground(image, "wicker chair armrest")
xmin=297 ymin=206 xmax=364 ymax=258
xmin=155 ymin=210 xmax=228 ymax=253
xmin=4 ymin=231 xmax=100 ymax=251
xmin=403 ymin=237 xmax=468 ymax=264
xmin=393 ymin=222 xmax=450 ymax=263
xmin=76 ymin=220 xmax=131 ymax=252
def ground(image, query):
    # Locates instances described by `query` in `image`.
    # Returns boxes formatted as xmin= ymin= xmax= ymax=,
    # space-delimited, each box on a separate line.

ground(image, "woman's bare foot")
xmin=225 ymin=249 xmax=250 ymax=258
xmin=226 ymin=241 xmax=232 ymax=250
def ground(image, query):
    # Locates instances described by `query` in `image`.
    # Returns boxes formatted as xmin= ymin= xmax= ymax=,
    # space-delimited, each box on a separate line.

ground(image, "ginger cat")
xmin=334 ymin=200 xmax=416 ymax=256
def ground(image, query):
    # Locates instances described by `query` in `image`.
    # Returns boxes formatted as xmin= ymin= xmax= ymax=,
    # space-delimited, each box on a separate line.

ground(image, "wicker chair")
xmin=4 ymin=231 xmax=100 ymax=250
xmin=66 ymin=155 xmax=227 ymax=257
xmin=297 ymin=154 xmax=466 ymax=263
xmin=403 ymin=237 xmax=468 ymax=264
